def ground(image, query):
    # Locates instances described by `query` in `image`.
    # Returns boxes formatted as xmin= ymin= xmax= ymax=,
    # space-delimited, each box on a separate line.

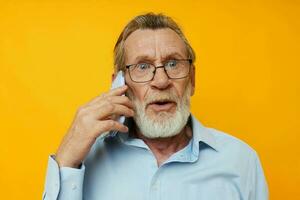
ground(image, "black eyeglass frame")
xmin=125 ymin=59 xmax=193 ymax=83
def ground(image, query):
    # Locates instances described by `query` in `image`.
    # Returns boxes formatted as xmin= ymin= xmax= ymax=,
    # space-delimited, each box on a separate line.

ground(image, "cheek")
xmin=126 ymin=77 xmax=149 ymax=101
xmin=173 ymin=80 xmax=190 ymax=97
xmin=131 ymin=87 xmax=147 ymax=102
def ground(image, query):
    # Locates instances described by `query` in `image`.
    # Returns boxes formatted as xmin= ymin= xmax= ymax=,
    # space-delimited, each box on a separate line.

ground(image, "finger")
xmin=106 ymin=85 xmax=128 ymax=97
xmin=88 ymin=95 xmax=133 ymax=109
xmin=95 ymin=120 xmax=128 ymax=136
xmin=91 ymin=103 xmax=134 ymax=119
xmin=98 ymin=96 xmax=133 ymax=109
xmin=86 ymin=85 xmax=128 ymax=106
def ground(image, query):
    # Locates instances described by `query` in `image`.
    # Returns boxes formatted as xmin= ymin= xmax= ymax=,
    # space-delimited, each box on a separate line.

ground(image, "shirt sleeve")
xmin=254 ymin=154 xmax=269 ymax=200
xmin=247 ymin=152 xmax=269 ymax=200
xmin=42 ymin=155 xmax=85 ymax=200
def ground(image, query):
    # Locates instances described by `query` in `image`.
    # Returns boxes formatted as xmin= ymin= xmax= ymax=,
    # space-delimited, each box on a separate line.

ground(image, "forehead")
xmin=124 ymin=28 xmax=187 ymax=62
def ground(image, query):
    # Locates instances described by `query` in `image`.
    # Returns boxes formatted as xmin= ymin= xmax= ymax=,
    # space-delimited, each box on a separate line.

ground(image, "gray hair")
xmin=113 ymin=12 xmax=196 ymax=73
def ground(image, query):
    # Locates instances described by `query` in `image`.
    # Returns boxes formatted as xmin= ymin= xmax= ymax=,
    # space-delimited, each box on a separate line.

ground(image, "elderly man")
xmin=43 ymin=13 xmax=268 ymax=200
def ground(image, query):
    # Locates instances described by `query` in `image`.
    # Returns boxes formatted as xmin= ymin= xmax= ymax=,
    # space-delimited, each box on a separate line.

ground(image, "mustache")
xmin=126 ymin=89 xmax=179 ymax=105
xmin=144 ymin=91 xmax=179 ymax=105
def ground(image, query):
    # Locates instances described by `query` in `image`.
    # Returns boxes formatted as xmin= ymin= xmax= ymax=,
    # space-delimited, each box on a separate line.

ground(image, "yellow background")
xmin=0 ymin=0 xmax=299 ymax=199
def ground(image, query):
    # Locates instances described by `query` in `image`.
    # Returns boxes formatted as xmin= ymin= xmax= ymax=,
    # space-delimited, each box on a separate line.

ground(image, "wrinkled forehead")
xmin=124 ymin=28 xmax=188 ymax=64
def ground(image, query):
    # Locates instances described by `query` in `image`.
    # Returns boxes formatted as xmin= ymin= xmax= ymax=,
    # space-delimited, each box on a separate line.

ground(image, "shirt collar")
xmin=107 ymin=114 xmax=219 ymax=153
xmin=190 ymin=114 xmax=219 ymax=154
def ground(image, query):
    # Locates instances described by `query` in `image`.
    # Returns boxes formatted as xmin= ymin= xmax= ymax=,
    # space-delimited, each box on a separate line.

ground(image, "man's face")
xmin=124 ymin=28 xmax=195 ymax=138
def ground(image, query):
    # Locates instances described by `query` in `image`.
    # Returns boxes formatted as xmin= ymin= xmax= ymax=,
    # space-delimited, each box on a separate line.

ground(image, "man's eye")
xmin=165 ymin=60 xmax=177 ymax=68
xmin=136 ymin=63 xmax=150 ymax=70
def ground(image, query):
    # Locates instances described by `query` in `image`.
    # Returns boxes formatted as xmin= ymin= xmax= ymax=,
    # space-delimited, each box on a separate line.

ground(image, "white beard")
xmin=128 ymin=83 xmax=191 ymax=139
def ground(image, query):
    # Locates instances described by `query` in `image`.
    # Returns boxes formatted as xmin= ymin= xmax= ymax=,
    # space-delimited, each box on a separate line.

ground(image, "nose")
xmin=150 ymin=66 xmax=171 ymax=90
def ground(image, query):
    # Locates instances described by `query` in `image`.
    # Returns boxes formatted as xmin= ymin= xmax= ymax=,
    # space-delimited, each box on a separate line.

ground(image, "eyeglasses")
xmin=125 ymin=59 xmax=192 ymax=83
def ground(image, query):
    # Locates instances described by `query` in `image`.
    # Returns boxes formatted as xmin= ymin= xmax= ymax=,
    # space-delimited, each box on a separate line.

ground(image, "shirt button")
xmin=71 ymin=183 xmax=77 ymax=190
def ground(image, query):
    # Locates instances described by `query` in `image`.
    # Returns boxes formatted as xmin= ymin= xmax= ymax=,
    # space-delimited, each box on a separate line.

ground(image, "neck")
xmin=134 ymin=124 xmax=192 ymax=167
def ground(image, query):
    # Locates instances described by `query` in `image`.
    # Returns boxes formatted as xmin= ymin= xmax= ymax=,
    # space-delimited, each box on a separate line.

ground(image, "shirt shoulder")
xmin=206 ymin=126 xmax=259 ymax=159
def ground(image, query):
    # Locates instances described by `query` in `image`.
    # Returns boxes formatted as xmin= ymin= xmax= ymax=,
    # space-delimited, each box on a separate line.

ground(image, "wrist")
xmin=54 ymin=154 xmax=81 ymax=169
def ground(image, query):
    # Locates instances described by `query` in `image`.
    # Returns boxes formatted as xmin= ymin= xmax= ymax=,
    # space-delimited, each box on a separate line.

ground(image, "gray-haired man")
xmin=43 ymin=13 xmax=268 ymax=200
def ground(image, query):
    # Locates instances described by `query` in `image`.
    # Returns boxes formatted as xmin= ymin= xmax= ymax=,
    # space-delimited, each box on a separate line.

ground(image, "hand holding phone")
xmin=55 ymin=70 xmax=133 ymax=168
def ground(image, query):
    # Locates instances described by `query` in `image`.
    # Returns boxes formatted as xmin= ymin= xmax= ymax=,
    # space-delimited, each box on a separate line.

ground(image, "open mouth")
xmin=147 ymin=99 xmax=176 ymax=112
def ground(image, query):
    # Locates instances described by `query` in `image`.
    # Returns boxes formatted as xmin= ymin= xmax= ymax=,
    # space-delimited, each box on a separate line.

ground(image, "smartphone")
xmin=110 ymin=71 xmax=125 ymax=125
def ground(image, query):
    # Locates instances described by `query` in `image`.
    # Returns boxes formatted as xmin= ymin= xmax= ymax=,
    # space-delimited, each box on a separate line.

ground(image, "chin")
xmin=134 ymin=106 xmax=190 ymax=139
xmin=146 ymin=110 xmax=176 ymax=122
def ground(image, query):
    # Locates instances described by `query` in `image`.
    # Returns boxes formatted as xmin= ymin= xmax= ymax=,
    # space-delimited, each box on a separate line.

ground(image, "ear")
xmin=190 ymin=65 xmax=195 ymax=96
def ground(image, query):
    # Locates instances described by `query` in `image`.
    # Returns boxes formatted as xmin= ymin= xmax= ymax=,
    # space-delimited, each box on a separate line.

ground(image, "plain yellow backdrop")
xmin=0 ymin=0 xmax=299 ymax=199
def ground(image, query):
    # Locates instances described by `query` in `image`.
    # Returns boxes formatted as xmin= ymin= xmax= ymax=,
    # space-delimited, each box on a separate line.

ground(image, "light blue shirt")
xmin=43 ymin=114 xmax=268 ymax=200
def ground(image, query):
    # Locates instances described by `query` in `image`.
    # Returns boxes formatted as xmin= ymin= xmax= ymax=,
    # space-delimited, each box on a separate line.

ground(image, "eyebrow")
xmin=133 ymin=55 xmax=155 ymax=63
xmin=133 ymin=52 xmax=186 ymax=63
xmin=162 ymin=52 xmax=186 ymax=60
